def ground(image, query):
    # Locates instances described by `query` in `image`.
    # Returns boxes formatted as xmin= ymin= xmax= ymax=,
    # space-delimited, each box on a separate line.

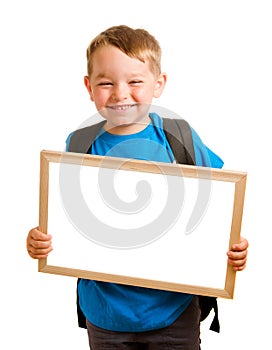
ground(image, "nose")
xmin=111 ymin=83 xmax=129 ymax=102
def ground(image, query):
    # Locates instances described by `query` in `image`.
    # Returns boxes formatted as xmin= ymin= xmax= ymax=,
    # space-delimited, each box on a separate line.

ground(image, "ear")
xmin=153 ymin=73 xmax=167 ymax=98
xmin=84 ymin=76 xmax=95 ymax=101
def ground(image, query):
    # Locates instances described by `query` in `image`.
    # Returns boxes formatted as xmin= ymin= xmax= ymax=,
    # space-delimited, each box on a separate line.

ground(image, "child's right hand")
xmin=26 ymin=227 xmax=53 ymax=259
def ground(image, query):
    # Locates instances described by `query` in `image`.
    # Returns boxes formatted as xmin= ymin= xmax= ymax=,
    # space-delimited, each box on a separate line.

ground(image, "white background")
xmin=1 ymin=1 xmax=271 ymax=349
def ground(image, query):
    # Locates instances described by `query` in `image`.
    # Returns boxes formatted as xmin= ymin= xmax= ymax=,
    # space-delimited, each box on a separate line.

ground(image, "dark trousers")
xmin=86 ymin=296 xmax=201 ymax=350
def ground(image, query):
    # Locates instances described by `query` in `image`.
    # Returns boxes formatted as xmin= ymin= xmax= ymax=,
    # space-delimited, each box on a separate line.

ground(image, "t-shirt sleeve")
xmin=65 ymin=131 xmax=74 ymax=152
xmin=191 ymin=127 xmax=224 ymax=169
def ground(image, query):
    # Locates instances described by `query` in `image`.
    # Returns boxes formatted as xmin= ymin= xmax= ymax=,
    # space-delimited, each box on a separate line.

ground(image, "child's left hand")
xmin=227 ymin=237 xmax=248 ymax=271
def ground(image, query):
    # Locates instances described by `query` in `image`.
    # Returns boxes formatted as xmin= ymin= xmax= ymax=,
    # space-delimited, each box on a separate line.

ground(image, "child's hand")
xmin=26 ymin=227 xmax=53 ymax=259
xmin=227 ymin=236 xmax=248 ymax=271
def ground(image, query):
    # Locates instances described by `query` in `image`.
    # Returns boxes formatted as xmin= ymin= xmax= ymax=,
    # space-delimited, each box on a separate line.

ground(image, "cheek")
xmin=132 ymin=88 xmax=154 ymax=102
xmin=92 ymin=90 xmax=108 ymax=106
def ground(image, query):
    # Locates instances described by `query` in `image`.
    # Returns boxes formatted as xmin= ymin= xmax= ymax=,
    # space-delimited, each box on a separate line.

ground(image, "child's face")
xmin=84 ymin=45 xmax=166 ymax=133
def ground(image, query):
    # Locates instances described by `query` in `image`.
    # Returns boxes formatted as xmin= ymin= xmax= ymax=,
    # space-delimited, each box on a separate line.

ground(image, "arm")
xmin=26 ymin=227 xmax=53 ymax=259
xmin=227 ymin=236 xmax=248 ymax=271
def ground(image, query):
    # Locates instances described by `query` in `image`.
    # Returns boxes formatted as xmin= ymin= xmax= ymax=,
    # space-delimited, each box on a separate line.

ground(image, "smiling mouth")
xmin=108 ymin=104 xmax=137 ymax=111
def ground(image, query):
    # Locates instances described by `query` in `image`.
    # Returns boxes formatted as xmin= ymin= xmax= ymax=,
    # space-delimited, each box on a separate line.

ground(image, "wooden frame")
xmin=39 ymin=150 xmax=247 ymax=299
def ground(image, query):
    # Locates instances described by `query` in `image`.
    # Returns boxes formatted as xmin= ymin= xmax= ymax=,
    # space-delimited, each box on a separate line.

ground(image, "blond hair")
xmin=86 ymin=25 xmax=162 ymax=77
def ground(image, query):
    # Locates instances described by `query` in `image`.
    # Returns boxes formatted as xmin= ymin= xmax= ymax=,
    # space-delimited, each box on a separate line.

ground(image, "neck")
xmin=105 ymin=116 xmax=151 ymax=135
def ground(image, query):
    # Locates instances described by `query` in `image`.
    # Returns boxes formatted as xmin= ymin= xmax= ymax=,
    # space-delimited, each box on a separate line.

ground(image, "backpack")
xmin=68 ymin=117 xmax=220 ymax=333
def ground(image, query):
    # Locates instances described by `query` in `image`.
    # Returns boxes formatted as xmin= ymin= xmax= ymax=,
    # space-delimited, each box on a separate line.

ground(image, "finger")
xmin=228 ymin=256 xmax=247 ymax=270
xmin=231 ymin=237 xmax=249 ymax=251
xmin=227 ymin=249 xmax=247 ymax=261
xmin=232 ymin=264 xmax=246 ymax=271
xmin=27 ymin=245 xmax=53 ymax=259
xmin=231 ymin=262 xmax=247 ymax=271
xmin=29 ymin=238 xmax=52 ymax=249
xmin=30 ymin=227 xmax=52 ymax=241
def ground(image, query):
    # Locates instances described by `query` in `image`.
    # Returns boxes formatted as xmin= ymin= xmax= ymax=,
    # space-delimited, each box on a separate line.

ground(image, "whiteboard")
xmin=39 ymin=150 xmax=247 ymax=298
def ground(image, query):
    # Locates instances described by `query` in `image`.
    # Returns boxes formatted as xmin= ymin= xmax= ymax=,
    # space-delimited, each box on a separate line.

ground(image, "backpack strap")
xmin=199 ymin=296 xmax=220 ymax=333
xmin=162 ymin=118 xmax=195 ymax=165
xmin=68 ymin=120 xmax=106 ymax=153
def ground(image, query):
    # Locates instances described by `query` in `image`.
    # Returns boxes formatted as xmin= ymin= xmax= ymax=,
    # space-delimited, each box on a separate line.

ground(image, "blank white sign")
xmin=39 ymin=151 xmax=247 ymax=298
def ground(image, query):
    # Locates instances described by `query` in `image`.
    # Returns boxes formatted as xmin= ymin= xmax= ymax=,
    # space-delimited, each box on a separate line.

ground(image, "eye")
xmin=129 ymin=80 xmax=143 ymax=85
xmin=98 ymin=82 xmax=113 ymax=86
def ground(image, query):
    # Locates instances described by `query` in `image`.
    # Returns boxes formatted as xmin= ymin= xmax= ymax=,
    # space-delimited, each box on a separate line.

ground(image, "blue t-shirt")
xmin=66 ymin=113 xmax=224 ymax=332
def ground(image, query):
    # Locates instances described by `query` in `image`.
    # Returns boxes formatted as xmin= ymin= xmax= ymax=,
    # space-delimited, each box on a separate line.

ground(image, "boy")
xmin=27 ymin=25 xmax=248 ymax=349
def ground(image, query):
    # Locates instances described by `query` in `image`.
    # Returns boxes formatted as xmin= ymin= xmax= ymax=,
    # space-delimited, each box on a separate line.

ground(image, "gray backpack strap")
xmin=68 ymin=120 xmax=106 ymax=153
xmin=163 ymin=118 xmax=195 ymax=165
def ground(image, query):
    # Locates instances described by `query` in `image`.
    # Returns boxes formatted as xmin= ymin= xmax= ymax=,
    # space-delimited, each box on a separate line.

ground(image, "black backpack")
xmin=68 ymin=117 xmax=220 ymax=333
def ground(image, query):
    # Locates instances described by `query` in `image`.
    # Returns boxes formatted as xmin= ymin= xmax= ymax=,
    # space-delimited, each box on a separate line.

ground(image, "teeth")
xmin=110 ymin=105 xmax=133 ymax=111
